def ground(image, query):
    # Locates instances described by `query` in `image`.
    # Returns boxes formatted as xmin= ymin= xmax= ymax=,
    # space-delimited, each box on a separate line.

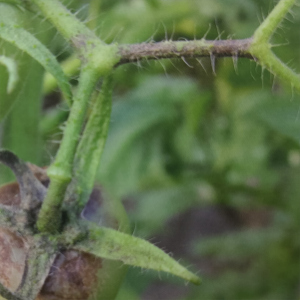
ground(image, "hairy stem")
xmin=30 ymin=0 xmax=99 ymax=46
xmin=250 ymin=0 xmax=300 ymax=92
xmin=37 ymin=69 xmax=99 ymax=233
xmin=69 ymin=75 xmax=113 ymax=215
xmin=32 ymin=0 xmax=121 ymax=234
xmin=252 ymin=0 xmax=296 ymax=43
xmin=254 ymin=45 xmax=300 ymax=91
xmin=30 ymin=0 xmax=120 ymax=73
xmin=117 ymin=38 xmax=253 ymax=66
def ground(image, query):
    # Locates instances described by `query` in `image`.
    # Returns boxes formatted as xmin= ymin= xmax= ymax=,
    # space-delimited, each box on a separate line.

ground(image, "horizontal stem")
xmin=117 ymin=38 xmax=253 ymax=66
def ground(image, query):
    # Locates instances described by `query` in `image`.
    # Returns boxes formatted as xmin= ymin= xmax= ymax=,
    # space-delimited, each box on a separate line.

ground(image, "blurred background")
xmin=0 ymin=0 xmax=300 ymax=299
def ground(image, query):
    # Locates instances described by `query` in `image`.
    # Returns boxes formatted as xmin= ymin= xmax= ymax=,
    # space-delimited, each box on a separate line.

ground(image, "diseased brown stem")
xmin=117 ymin=38 xmax=254 ymax=66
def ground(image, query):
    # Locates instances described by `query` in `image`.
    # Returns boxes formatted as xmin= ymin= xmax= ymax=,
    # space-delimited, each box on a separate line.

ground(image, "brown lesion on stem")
xmin=117 ymin=38 xmax=254 ymax=66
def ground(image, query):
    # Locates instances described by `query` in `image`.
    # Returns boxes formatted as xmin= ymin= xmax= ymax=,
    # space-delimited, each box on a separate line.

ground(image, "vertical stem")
xmin=37 ymin=68 xmax=99 ymax=233
xmin=69 ymin=75 xmax=113 ymax=215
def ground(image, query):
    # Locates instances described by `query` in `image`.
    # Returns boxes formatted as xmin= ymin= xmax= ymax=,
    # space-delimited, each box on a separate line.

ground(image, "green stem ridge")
xmin=71 ymin=75 xmax=113 ymax=214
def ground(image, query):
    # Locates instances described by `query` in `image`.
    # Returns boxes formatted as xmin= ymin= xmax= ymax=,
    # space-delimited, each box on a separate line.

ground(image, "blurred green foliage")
xmin=0 ymin=0 xmax=300 ymax=299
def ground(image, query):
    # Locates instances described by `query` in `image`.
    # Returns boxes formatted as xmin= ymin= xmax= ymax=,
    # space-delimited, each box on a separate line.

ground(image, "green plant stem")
xmin=32 ymin=0 xmax=120 ymax=82
xmin=37 ymin=69 xmax=99 ymax=234
xmin=34 ymin=0 xmax=121 ymax=234
xmin=70 ymin=75 xmax=113 ymax=214
xmin=254 ymin=45 xmax=300 ymax=91
xmin=30 ymin=0 xmax=99 ymax=46
xmin=252 ymin=0 xmax=296 ymax=43
xmin=249 ymin=0 xmax=300 ymax=92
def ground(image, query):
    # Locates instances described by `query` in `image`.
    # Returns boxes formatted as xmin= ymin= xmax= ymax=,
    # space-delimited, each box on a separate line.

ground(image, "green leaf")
xmin=73 ymin=221 xmax=201 ymax=285
xmin=0 ymin=21 xmax=72 ymax=105
xmin=0 ymin=55 xmax=18 ymax=93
